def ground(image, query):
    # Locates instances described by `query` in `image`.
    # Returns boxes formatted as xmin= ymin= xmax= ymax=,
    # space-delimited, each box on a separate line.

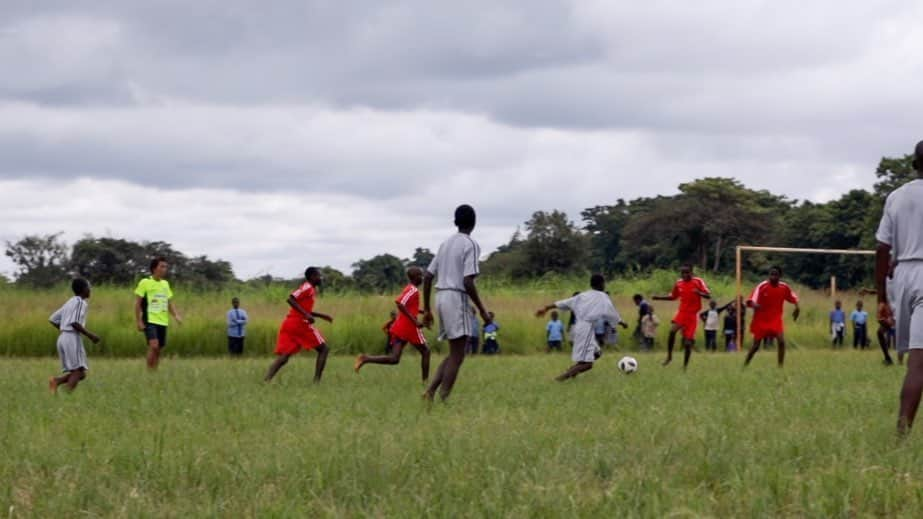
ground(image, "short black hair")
xmin=71 ymin=278 xmax=90 ymax=295
xmin=770 ymin=265 xmax=783 ymax=275
xmin=150 ymin=257 xmax=167 ymax=273
xmin=590 ymin=273 xmax=605 ymax=290
xmin=915 ymin=140 xmax=923 ymax=171
xmin=454 ymin=204 xmax=476 ymax=229
xmin=304 ymin=266 xmax=320 ymax=279
xmin=681 ymin=263 xmax=693 ymax=270
xmin=633 ymin=294 xmax=643 ymax=301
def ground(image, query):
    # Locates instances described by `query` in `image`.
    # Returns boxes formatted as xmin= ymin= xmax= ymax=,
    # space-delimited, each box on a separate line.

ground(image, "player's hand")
xmin=792 ymin=307 xmax=800 ymax=322
xmin=323 ymin=315 xmax=334 ymax=324
xmin=535 ymin=309 xmax=547 ymax=318
xmin=89 ymin=334 xmax=101 ymax=344
xmin=480 ymin=310 xmax=492 ymax=324
xmin=423 ymin=310 xmax=434 ymax=328
xmin=136 ymin=322 xmax=146 ymax=332
xmin=878 ymin=303 xmax=894 ymax=328
xmin=619 ymin=322 xmax=629 ymax=329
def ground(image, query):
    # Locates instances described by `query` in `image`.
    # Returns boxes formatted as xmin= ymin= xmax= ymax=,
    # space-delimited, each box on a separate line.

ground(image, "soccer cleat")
xmin=48 ymin=376 xmax=58 ymax=395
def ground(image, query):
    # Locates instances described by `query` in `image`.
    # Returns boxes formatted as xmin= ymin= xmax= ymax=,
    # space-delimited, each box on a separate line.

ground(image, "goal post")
xmin=734 ymin=245 xmax=876 ymax=349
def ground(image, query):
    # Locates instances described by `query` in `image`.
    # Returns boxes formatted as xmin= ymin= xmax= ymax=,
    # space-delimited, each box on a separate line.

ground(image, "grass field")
xmin=3 ymin=351 xmax=919 ymax=518
xmin=0 ymin=271 xmax=878 ymax=356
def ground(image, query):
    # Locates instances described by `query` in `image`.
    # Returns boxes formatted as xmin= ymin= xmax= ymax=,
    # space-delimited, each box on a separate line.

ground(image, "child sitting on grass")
xmin=482 ymin=312 xmax=500 ymax=354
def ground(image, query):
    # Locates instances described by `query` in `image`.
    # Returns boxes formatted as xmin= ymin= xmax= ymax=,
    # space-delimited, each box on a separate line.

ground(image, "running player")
xmin=743 ymin=266 xmax=800 ymax=367
xmin=653 ymin=264 xmax=710 ymax=369
xmin=354 ymin=266 xmax=432 ymax=383
xmin=47 ymin=278 xmax=100 ymax=393
xmin=422 ymin=204 xmax=491 ymax=402
xmin=264 ymin=267 xmax=334 ymax=384
xmin=876 ymin=139 xmax=923 ymax=436
xmin=536 ymin=274 xmax=621 ymax=381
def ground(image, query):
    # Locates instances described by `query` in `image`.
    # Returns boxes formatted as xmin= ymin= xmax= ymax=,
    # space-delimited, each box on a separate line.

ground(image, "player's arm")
xmin=875 ymin=241 xmax=894 ymax=325
xmin=168 ymin=301 xmax=183 ymax=325
xmin=651 ymin=294 xmax=675 ymax=301
xmin=536 ymin=303 xmax=558 ymax=317
xmin=134 ymin=296 xmax=145 ymax=331
xmin=70 ymin=322 xmax=101 ymax=344
xmin=287 ymin=295 xmax=315 ymax=323
xmin=463 ymin=275 xmax=490 ymax=324
xmin=396 ymin=301 xmax=422 ymax=328
xmin=422 ymin=271 xmax=435 ymax=328
xmin=792 ymin=303 xmax=801 ymax=322
xmin=310 ymin=311 xmax=334 ymax=323
xmin=699 ymin=310 xmax=708 ymax=323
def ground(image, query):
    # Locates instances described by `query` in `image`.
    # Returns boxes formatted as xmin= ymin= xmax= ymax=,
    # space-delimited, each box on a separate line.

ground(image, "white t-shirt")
xmin=555 ymin=290 xmax=621 ymax=326
xmin=49 ymin=296 xmax=88 ymax=332
xmin=427 ymin=233 xmax=481 ymax=291
xmin=877 ymin=179 xmax=923 ymax=262
xmin=704 ymin=309 xmax=720 ymax=331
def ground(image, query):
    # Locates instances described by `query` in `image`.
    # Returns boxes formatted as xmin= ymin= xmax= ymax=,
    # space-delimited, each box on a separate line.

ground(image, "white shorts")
xmin=435 ymin=290 xmax=473 ymax=341
xmin=57 ymin=332 xmax=88 ymax=372
xmin=890 ymin=262 xmax=923 ymax=352
xmin=570 ymin=322 xmax=600 ymax=363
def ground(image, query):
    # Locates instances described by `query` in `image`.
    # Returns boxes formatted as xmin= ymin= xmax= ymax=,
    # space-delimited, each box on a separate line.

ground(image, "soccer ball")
xmin=618 ymin=356 xmax=639 ymax=374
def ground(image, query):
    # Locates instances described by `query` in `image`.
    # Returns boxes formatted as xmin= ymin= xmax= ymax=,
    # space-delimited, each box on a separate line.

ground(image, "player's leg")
xmin=264 ymin=354 xmax=291 ymax=382
xmin=744 ymin=338 xmax=763 ymax=366
xmin=435 ymin=337 xmax=467 ymax=401
xmin=356 ymin=341 xmax=406 ymax=372
xmin=63 ymin=367 xmax=86 ymax=391
xmin=682 ymin=339 xmax=693 ymax=369
xmin=776 ymin=333 xmax=786 ymax=367
xmin=556 ymin=362 xmax=593 ymax=381
xmin=899 ymin=350 xmax=923 ymax=436
xmin=146 ymin=335 xmax=161 ymax=370
xmin=313 ymin=343 xmax=329 ymax=383
xmin=878 ymin=325 xmax=895 ymax=365
xmin=413 ymin=343 xmax=431 ymax=383
xmin=662 ymin=322 xmax=682 ymax=366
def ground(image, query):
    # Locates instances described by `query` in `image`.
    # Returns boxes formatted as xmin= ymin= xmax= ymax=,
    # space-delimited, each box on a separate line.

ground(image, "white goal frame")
xmin=734 ymin=245 xmax=876 ymax=346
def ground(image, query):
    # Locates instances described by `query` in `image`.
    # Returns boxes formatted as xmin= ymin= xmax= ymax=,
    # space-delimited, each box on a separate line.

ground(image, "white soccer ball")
xmin=618 ymin=356 xmax=639 ymax=374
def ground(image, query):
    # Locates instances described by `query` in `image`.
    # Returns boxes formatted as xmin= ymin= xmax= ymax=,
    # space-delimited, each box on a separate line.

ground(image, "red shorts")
xmin=275 ymin=318 xmax=326 ymax=355
xmin=751 ymin=319 xmax=784 ymax=341
xmin=390 ymin=320 xmax=426 ymax=346
xmin=673 ymin=311 xmax=699 ymax=341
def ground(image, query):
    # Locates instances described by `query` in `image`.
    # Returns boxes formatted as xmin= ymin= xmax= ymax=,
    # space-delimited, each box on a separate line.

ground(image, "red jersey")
xmin=748 ymin=281 xmax=798 ymax=323
xmin=671 ymin=277 xmax=710 ymax=314
xmin=394 ymin=284 xmax=420 ymax=325
xmin=286 ymin=281 xmax=316 ymax=320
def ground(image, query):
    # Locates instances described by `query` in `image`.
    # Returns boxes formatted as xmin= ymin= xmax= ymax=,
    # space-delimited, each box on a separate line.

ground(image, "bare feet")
xmin=48 ymin=376 xmax=58 ymax=395
xmin=354 ymin=354 xmax=367 ymax=373
xmin=662 ymin=357 xmax=672 ymax=366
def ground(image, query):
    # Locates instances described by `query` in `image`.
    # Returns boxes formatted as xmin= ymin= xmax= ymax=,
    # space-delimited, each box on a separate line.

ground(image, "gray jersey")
xmin=555 ymin=290 xmax=621 ymax=326
xmin=49 ymin=296 xmax=88 ymax=332
xmin=427 ymin=233 xmax=481 ymax=291
xmin=876 ymin=179 xmax=923 ymax=262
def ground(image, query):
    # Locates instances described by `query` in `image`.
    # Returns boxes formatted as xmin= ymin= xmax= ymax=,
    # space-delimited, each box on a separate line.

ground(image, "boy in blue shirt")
xmin=227 ymin=297 xmax=249 ymax=356
xmin=546 ymin=311 xmax=565 ymax=352
xmin=830 ymin=300 xmax=846 ymax=348
xmin=851 ymin=301 xmax=869 ymax=349
xmin=482 ymin=312 xmax=500 ymax=354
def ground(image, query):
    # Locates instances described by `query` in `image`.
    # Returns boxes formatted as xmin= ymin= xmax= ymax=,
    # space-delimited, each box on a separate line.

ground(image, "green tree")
xmin=4 ymin=233 xmax=70 ymax=288
xmin=519 ymin=210 xmax=589 ymax=277
xmin=70 ymin=236 xmax=146 ymax=285
xmin=352 ymin=254 xmax=406 ymax=293
xmin=407 ymin=247 xmax=435 ymax=269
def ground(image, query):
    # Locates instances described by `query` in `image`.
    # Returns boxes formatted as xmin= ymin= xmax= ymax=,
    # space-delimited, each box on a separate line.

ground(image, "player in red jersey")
xmin=743 ymin=266 xmax=800 ymax=367
xmin=653 ymin=264 xmax=711 ymax=369
xmin=264 ymin=267 xmax=334 ymax=383
xmin=354 ymin=267 xmax=432 ymax=383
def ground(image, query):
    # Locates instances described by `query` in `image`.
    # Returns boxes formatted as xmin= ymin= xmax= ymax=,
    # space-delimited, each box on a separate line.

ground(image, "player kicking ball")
xmin=536 ymin=274 xmax=622 ymax=381
xmin=264 ymin=267 xmax=334 ymax=384
xmin=354 ymin=266 xmax=432 ymax=384
xmin=654 ymin=264 xmax=711 ymax=369
xmin=743 ymin=266 xmax=800 ymax=367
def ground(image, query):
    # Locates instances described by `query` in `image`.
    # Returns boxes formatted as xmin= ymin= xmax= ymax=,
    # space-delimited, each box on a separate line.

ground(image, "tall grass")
xmin=0 ymin=271 xmax=876 ymax=357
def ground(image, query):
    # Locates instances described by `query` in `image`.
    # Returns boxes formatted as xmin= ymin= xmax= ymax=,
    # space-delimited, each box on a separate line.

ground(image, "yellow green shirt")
xmin=134 ymin=277 xmax=174 ymax=326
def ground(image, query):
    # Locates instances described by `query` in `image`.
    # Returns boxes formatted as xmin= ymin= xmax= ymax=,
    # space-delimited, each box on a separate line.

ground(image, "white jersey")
xmin=49 ymin=296 xmax=88 ymax=333
xmin=555 ymin=290 xmax=621 ymax=326
xmin=704 ymin=309 xmax=720 ymax=331
xmin=876 ymin=179 xmax=923 ymax=262
xmin=427 ymin=233 xmax=481 ymax=291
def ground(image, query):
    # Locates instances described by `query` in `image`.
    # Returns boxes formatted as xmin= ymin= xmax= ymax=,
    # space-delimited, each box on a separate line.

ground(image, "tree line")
xmin=4 ymin=154 xmax=916 ymax=291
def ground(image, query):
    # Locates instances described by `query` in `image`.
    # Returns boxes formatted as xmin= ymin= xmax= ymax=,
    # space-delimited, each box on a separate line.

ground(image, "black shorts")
xmin=228 ymin=336 xmax=245 ymax=355
xmin=547 ymin=340 xmax=563 ymax=350
xmin=144 ymin=323 xmax=168 ymax=348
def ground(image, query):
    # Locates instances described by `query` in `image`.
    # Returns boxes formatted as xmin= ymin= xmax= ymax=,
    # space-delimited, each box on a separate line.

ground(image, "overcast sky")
xmin=2 ymin=1 xmax=921 ymax=279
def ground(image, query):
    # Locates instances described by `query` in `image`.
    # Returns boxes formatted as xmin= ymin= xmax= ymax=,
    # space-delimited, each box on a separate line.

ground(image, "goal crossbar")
xmin=733 ymin=245 xmax=875 ymax=349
